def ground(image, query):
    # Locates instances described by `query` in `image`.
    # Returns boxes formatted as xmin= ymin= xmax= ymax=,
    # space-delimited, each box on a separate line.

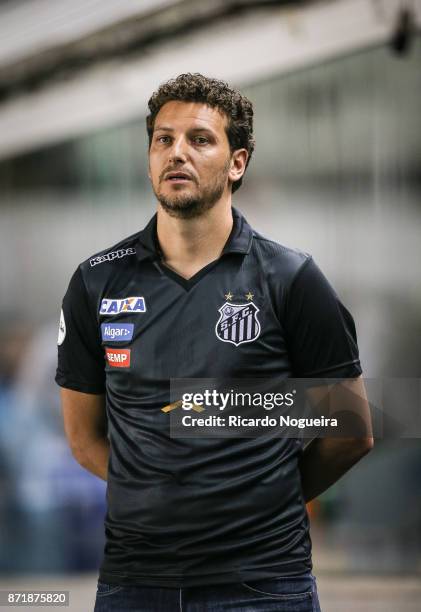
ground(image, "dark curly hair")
xmin=146 ymin=73 xmax=255 ymax=193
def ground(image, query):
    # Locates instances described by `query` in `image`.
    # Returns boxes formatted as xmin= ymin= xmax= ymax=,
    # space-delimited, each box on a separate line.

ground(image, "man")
xmin=56 ymin=73 xmax=373 ymax=611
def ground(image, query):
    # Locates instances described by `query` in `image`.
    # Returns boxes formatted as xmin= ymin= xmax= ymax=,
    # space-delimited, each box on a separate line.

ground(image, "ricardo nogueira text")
xmin=181 ymin=415 xmax=338 ymax=429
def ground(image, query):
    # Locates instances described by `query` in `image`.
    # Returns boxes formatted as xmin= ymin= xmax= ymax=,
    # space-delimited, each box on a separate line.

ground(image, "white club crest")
xmin=215 ymin=302 xmax=260 ymax=347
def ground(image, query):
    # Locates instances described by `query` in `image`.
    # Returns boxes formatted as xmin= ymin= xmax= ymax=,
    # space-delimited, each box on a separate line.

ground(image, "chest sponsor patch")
xmin=215 ymin=301 xmax=261 ymax=346
xmin=101 ymin=323 xmax=134 ymax=342
xmin=100 ymin=297 xmax=146 ymax=315
xmin=105 ymin=348 xmax=131 ymax=368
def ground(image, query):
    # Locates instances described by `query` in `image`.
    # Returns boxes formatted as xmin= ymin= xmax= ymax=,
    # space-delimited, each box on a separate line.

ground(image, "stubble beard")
xmin=154 ymin=159 xmax=231 ymax=220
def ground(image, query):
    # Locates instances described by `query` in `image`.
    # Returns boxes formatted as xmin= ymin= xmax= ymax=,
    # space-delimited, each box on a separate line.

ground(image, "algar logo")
xmin=100 ymin=297 xmax=146 ymax=315
xmin=101 ymin=323 xmax=134 ymax=341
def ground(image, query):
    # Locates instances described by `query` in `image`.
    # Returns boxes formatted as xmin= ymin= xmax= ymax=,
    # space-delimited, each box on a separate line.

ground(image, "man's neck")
xmin=156 ymin=199 xmax=233 ymax=280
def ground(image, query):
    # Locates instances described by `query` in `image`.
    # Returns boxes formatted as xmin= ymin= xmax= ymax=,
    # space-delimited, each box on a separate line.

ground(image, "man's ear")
xmin=229 ymin=149 xmax=248 ymax=184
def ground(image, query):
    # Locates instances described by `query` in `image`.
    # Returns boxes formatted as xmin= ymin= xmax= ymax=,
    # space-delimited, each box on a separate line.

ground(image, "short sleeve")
xmin=55 ymin=266 xmax=106 ymax=393
xmin=284 ymin=257 xmax=362 ymax=378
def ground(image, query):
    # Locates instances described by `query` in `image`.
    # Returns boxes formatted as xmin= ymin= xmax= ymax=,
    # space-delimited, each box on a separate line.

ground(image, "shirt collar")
xmin=135 ymin=215 xmax=159 ymax=262
xmin=222 ymin=207 xmax=254 ymax=255
xmin=136 ymin=206 xmax=253 ymax=262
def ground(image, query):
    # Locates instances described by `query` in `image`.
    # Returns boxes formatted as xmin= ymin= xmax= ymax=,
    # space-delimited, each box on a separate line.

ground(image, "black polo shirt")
xmin=56 ymin=207 xmax=361 ymax=587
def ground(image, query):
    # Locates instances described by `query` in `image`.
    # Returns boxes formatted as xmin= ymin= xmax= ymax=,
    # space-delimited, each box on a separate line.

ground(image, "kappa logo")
xmin=100 ymin=297 xmax=146 ymax=315
xmin=90 ymin=248 xmax=136 ymax=267
xmin=105 ymin=348 xmax=131 ymax=368
xmin=101 ymin=323 xmax=134 ymax=341
xmin=215 ymin=302 xmax=261 ymax=347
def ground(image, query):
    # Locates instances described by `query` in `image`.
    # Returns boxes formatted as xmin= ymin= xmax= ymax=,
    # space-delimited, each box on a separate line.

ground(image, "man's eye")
xmin=157 ymin=136 xmax=171 ymax=144
xmin=193 ymin=136 xmax=208 ymax=145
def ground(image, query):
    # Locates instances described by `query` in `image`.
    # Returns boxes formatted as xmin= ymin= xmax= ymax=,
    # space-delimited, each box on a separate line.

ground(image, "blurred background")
xmin=0 ymin=0 xmax=420 ymax=610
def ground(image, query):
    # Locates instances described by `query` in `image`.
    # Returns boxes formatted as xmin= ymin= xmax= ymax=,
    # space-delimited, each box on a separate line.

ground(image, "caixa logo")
xmin=100 ymin=297 xmax=146 ymax=315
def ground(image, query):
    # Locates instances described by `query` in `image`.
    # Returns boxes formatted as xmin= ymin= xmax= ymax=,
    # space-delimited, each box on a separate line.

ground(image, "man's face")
xmin=148 ymin=101 xmax=234 ymax=219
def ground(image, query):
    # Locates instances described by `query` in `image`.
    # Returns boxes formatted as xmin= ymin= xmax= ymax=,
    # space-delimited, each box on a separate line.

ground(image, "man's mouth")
xmin=165 ymin=172 xmax=193 ymax=183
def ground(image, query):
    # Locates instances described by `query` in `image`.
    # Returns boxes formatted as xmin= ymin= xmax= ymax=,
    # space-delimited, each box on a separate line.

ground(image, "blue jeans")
xmin=93 ymin=573 xmax=321 ymax=611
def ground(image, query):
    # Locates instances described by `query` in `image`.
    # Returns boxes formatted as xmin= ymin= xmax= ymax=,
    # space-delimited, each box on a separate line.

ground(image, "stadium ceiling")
xmin=0 ymin=0 xmax=307 ymax=98
xmin=0 ymin=0 xmax=419 ymax=160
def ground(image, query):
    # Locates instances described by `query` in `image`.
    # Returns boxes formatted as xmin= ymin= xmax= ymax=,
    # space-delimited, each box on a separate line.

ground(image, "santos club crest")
xmin=215 ymin=302 xmax=261 ymax=347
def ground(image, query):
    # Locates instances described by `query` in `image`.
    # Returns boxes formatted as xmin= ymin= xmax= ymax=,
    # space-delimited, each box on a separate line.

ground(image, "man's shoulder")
xmin=251 ymin=230 xmax=312 ymax=283
xmin=79 ymin=230 xmax=141 ymax=273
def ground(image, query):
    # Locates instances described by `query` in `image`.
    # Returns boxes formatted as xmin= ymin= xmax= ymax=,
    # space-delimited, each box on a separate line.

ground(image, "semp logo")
xmin=100 ymin=297 xmax=146 ymax=315
xmin=90 ymin=248 xmax=136 ymax=267
xmin=105 ymin=348 xmax=131 ymax=368
xmin=101 ymin=323 xmax=134 ymax=342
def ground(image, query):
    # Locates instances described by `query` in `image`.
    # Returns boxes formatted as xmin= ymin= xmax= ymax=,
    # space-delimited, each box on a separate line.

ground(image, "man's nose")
xmin=169 ymin=136 xmax=188 ymax=164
